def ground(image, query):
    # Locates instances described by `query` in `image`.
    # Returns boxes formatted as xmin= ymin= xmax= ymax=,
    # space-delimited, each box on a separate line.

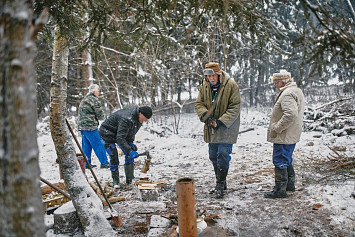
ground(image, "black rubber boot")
xmin=209 ymin=166 xmax=228 ymax=194
xmin=124 ymin=163 xmax=135 ymax=184
xmin=111 ymin=170 xmax=120 ymax=189
xmin=215 ymin=168 xmax=228 ymax=199
xmin=286 ymin=164 xmax=295 ymax=191
xmin=209 ymin=165 xmax=218 ymax=194
xmin=264 ymin=168 xmax=287 ymax=199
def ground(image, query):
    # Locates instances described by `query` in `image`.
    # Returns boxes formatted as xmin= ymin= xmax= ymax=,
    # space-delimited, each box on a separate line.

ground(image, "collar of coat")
xmin=279 ymin=82 xmax=297 ymax=92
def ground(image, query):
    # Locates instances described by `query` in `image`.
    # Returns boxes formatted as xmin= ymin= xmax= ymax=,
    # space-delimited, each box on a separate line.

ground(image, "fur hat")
xmin=139 ymin=106 xmax=153 ymax=119
xmin=204 ymin=62 xmax=222 ymax=75
xmin=272 ymin=70 xmax=291 ymax=81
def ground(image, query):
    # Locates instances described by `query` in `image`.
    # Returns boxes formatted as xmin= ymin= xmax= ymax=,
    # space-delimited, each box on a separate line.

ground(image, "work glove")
xmin=129 ymin=150 xmax=138 ymax=159
xmin=129 ymin=142 xmax=137 ymax=151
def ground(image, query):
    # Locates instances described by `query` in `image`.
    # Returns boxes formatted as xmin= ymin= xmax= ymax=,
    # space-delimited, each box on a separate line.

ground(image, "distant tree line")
xmin=34 ymin=0 xmax=355 ymax=116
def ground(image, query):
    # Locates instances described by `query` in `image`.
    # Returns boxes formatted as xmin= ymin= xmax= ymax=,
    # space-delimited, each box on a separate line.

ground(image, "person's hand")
xmin=215 ymin=119 xmax=224 ymax=129
xmin=270 ymin=123 xmax=278 ymax=138
xmin=129 ymin=142 xmax=137 ymax=151
xmin=129 ymin=150 xmax=138 ymax=159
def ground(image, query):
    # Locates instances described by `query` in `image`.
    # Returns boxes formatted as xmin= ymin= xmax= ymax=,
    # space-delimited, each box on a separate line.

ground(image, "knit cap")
xmin=139 ymin=106 xmax=153 ymax=119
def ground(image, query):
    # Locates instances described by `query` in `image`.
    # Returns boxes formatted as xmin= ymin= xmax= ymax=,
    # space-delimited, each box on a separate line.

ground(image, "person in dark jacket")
xmin=195 ymin=62 xmax=241 ymax=198
xmin=99 ymin=106 xmax=153 ymax=188
xmin=78 ymin=84 xmax=109 ymax=169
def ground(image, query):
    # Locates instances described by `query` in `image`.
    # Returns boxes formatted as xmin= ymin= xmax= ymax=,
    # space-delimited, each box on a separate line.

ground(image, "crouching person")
xmin=265 ymin=70 xmax=305 ymax=199
xmin=98 ymin=106 xmax=152 ymax=188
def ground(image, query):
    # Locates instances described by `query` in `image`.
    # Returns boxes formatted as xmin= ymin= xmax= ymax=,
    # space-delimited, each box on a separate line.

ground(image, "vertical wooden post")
xmin=176 ymin=177 xmax=197 ymax=237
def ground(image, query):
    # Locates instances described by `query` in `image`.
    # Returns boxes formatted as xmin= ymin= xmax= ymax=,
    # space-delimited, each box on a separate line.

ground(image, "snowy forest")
xmin=1 ymin=0 xmax=354 ymax=237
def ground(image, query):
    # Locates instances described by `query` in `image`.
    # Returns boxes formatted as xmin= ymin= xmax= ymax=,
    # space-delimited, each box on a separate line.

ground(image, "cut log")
xmin=53 ymin=201 xmax=83 ymax=234
xmin=108 ymin=196 xmax=125 ymax=203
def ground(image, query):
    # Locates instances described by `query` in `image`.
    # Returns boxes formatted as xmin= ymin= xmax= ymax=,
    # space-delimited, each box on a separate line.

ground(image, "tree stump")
xmin=53 ymin=201 xmax=83 ymax=234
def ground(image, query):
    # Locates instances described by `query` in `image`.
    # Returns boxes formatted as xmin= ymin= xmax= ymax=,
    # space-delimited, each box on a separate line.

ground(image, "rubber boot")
xmin=209 ymin=165 xmax=228 ymax=194
xmin=264 ymin=168 xmax=287 ymax=199
xmin=286 ymin=164 xmax=295 ymax=191
xmin=209 ymin=165 xmax=218 ymax=194
xmin=124 ymin=163 xmax=135 ymax=184
xmin=215 ymin=168 xmax=228 ymax=199
xmin=111 ymin=170 xmax=120 ymax=189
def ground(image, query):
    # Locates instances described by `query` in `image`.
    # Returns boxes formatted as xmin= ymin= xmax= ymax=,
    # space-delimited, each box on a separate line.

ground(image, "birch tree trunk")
xmin=0 ymin=1 xmax=46 ymax=236
xmin=81 ymin=47 xmax=93 ymax=93
xmin=50 ymin=25 xmax=115 ymax=236
xmin=81 ymin=11 xmax=93 ymax=94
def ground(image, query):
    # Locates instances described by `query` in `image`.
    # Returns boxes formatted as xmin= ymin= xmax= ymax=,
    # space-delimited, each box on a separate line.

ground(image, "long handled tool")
xmin=40 ymin=176 xmax=71 ymax=200
xmin=65 ymin=118 xmax=122 ymax=227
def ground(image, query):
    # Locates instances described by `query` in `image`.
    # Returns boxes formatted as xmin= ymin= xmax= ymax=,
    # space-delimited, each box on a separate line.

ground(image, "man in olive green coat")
xmin=195 ymin=62 xmax=241 ymax=198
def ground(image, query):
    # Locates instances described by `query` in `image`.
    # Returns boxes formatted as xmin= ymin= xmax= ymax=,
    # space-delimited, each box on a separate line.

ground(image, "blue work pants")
xmin=208 ymin=143 xmax=233 ymax=171
xmin=104 ymin=143 xmax=134 ymax=172
xmin=81 ymin=130 xmax=109 ymax=167
xmin=272 ymin=144 xmax=296 ymax=169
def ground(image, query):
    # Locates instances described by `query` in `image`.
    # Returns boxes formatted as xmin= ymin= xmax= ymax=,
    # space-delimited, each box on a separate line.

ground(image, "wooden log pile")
xmin=304 ymin=97 xmax=355 ymax=136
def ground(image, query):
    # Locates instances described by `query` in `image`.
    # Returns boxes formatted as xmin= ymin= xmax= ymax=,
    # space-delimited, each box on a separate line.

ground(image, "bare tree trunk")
xmin=81 ymin=10 xmax=93 ymax=95
xmin=81 ymin=47 xmax=93 ymax=93
xmin=150 ymin=75 xmax=157 ymax=106
xmin=0 ymin=1 xmax=46 ymax=236
xmin=255 ymin=53 xmax=265 ymax=106
xmin=50 ymin=25 xmax=115 ymax=236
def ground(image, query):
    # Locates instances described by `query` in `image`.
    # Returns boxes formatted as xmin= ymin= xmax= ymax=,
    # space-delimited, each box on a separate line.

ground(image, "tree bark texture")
xmin=80 ymin=11 xmax=93 ymax=95
xmin=49 ymin=25 xmax=115 ymax=236
xmin=81 ymin=48 xmax=93 ymax=94
xmin=0 ymin=1 xmax=46 ymax=236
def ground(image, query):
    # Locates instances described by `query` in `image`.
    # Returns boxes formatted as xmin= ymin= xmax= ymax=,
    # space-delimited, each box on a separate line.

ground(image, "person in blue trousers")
xmin=265 ymin=70 xmax=305 ymax=199
xmin=195 ymin=62 xmax=241 ymax=198
xmin=78 ymin=84 xmax=109 ymax=169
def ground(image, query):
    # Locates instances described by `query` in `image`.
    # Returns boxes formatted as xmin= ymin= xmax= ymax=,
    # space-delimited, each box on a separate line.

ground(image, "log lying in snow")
xmin=89 ymin=182 xmax=125 ymax=205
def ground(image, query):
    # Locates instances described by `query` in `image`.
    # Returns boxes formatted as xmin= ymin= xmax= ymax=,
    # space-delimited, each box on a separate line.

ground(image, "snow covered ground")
xmin=38 ymin=107 xmax=355 ymax=236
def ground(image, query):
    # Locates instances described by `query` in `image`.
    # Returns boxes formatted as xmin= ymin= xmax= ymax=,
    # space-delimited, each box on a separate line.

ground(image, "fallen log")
xmin=312 ymin=97 xmax=352 ymax=111
xmin=108 ymin=196 xmax=125 ymax=203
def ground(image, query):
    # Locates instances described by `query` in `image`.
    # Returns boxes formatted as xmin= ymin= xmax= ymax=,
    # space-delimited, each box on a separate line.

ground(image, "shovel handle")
xmin=65 ymin=118 xmax=114 ymax=211
xmin=40 ymin=176 xmax=71 ymax=200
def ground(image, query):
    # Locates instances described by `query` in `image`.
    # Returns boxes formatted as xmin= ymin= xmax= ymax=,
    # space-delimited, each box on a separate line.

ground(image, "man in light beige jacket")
xmin=264 ymin=70 xmax=305 ymax=199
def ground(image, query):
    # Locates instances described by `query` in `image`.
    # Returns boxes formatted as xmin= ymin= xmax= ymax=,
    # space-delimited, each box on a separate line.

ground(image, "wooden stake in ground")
xmin=176 ymin=177 xmax=197 ymax=237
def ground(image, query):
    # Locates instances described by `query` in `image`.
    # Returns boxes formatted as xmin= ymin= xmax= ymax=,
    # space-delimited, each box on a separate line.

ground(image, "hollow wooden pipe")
xmin=176 ymin=177 xmax=197 ymax=237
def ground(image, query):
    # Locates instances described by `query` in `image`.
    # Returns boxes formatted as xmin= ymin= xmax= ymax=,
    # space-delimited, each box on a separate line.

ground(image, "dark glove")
xmin=201 ymin=112 xmax=207 ymax=121
xmin=215 ymin=120 xmax=225 ymax=129
xmin=129 ymin=142 xmax=137 ymax=151
xmin=129 ymin=150 xmax=138 ymax=159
